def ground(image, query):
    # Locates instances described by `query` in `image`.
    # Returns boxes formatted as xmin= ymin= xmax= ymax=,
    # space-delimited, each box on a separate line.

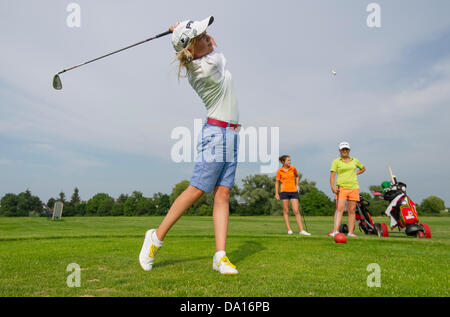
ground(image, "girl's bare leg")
xmin=282 ymin=199 xmax=292 ymax=232
xmin=213 ymin=186 xmax=230 ymax=252
xmin=290 ymin=199 xmax=304 ymax=232
xmin=156 ymin=185 xmax=204 ymax=241
xmin=347 ymin=201 xmax=357 ymax=234
xmin=334 ymin=198 xmax=347 ymax=232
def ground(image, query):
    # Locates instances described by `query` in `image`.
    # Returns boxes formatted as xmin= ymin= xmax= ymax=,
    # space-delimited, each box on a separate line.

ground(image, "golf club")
xmin=389 ymin=166 xmax=397 ymax=184
xmin=334 ymin=185 xmax=340 ymax=232
xmin=53 ymin=29 xmax=172 ymax=90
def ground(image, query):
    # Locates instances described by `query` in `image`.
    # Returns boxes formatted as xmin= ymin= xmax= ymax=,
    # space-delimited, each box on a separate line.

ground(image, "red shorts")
xmin=336 ymin=188 xmax=360 ymax=201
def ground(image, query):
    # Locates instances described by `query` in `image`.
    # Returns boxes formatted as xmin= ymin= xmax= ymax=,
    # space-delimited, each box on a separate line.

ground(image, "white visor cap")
xmin=171 ymin=16 xmax=214 ymax=52
xmin=339 ymin=142 xmax=351 ymax=150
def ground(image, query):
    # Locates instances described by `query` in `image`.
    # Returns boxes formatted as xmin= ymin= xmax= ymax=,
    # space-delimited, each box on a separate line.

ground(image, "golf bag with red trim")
xmin=383 ymin=182 xmax=431 ymax=238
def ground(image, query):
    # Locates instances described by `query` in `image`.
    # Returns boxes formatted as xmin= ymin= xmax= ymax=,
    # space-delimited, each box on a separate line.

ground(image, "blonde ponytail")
xmin=174 ymin=35 xmax=201 ymax=79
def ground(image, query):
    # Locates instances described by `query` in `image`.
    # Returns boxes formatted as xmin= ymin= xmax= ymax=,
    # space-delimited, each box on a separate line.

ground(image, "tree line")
xmin=0 ymin=174 xmax=447 ymax=217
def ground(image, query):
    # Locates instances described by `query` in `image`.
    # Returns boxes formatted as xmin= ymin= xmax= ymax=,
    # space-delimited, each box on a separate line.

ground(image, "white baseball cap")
xmin=171 ymin=16 xmax=214 ymax=52
xmin=339 ymin=142 xmax=351 ymax=150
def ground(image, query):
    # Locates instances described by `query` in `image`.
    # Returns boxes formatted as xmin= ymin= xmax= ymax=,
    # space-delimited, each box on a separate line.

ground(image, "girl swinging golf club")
xmin=139 ymin=17 xmax=241 ymax=275
xmin=275 ymin=155 xmax=311 ymax=236
xmin=329 ymin=142 xmax=366 ymax=237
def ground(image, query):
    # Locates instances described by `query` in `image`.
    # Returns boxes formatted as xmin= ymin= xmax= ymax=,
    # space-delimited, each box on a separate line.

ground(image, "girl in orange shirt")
xmin=275 ymin=155 xmax=311 ymax=236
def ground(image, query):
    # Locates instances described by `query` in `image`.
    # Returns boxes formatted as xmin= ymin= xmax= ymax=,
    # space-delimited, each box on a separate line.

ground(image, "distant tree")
xmin=75 ymin=202 xmax=87 ymax=216
xmin=16 ymin=190 xmax=33 ymax=216
xmin=47 ymin=198 xmax=56 ymax=209
xmin=136 ymin=197 xmax=155 ymax=216
xmin=420 ymin=196 xmax=446 ymax=214
xmin=360 ymin=192 xmax=372 ymax=202
xmin=111 ymin=202 xmax=124 ymax=216
xmin=17 ymin=190 xmax=42 ymax=217
xmin=269 ymin=198 xmax=283 ymax=216
xmin=152 ymin=192 xmax=170 ymax=215
xmin=70 ymin=187 xmax=81 ymax=206
xmin=0 ymin=193 xmax=18 ymax=216
xmin=111 ymin=194 xmax=128 ymax=216
xmin=240 ymin=174 xmax=275 ymax=215
xmin=369 ymin=185 xmax=383 ymax=193
xmin=1 ymin=190 xmax=42 ymax=217
xmin=58 ymin=191 xmax=66 ymax=203
xmin=86 ymin=193 xmax=114 ymax=216
xmin=98 ymin=197 xmax=115 ymax=216
xmin=366 ymin=198 xmax=390 ymax=216
xmin=63 ymin=205 xmax=76 ymax=217
xmin=298 ymin=174 xmax=317 ymax=196
xmin=300 ymin=187 xmax=334 ymax=216
xmin=117 ymin=194 xmax=129 ymax=204
xmin=196 ymin=204 xmax=213 ymax=216
xmin=124 ymin=191 xmax=145 ymax=216
xmin=229 ymin=184 xmax=240 ymax=215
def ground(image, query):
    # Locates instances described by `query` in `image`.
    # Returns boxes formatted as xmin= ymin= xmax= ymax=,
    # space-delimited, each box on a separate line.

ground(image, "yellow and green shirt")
xmin=330 ymin=157 xmax=364 ymax=189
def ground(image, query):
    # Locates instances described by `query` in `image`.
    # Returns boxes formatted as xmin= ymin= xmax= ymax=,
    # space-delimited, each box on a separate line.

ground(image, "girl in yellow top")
xmin=329 ymin=142 xmax=366 ymax=237
xmin=275 ymin=155 xmax=311 ymax=236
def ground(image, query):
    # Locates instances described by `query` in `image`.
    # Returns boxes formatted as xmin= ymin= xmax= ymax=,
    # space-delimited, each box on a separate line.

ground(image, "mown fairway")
xmin=0 ymin=216 xmax=449 ymax=297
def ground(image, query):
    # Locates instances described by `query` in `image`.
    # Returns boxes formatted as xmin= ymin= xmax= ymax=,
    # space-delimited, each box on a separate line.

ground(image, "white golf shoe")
xmin=139 ymin=229 xmax=160 ymax=271
xmin=288 ymin=230 xmax=293 ymax=235
xmin=300 ymin=230 xmax=311 ymax=236
xmin=213 ymin=254 xmax=239 ymax=275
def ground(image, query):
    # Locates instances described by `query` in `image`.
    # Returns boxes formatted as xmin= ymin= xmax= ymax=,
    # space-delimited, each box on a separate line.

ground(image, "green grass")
xmin=0 ymin=216 xmax=449 ymax=297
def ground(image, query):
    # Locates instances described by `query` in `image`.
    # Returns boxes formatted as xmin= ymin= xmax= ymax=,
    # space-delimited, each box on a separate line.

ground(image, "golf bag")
xmin=383 ymin=182 xmax=431 ymax=238
xmin=339 ymin=194 xmax=389 ymax=237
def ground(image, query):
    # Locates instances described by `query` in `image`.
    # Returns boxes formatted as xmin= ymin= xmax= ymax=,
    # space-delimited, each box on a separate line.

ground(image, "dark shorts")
xmin=280 ymin=192 xmax=298 ymax=200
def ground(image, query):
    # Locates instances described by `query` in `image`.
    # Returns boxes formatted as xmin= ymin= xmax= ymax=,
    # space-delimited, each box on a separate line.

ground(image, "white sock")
xmin=152 ymin=231 xmax=163 ymax=248
xmin=214 ymin=250 xmax=226 ymax=261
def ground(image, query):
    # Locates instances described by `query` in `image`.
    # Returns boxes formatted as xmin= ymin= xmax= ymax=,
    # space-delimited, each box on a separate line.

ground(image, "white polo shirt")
xmin=186 ymin=51 xmax=239 ymax=124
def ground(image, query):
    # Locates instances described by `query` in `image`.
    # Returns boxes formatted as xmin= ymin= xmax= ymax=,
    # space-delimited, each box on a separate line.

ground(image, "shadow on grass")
xmin=156 ymin=256 xmax=210 ymax=269
xmin=154 ymin=241 xmax=265 ymax=269
xmin=228 ymin=241 xmax=266 ymax=265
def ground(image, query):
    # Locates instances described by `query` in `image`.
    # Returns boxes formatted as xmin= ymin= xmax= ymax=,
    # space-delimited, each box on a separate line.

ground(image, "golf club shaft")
xmin=334 ymin=186 xmax=340 ymax=232
xmin=57 ymin=30 xmax=172 ymax=75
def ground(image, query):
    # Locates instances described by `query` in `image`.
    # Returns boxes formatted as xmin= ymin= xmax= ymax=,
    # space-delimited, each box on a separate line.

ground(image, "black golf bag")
xmin=339 ymin=194 xmax=389 ymax=237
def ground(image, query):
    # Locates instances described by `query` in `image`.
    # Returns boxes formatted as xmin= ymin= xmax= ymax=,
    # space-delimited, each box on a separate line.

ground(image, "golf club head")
xmin=53 ymin=74 xmax=62 ymax=90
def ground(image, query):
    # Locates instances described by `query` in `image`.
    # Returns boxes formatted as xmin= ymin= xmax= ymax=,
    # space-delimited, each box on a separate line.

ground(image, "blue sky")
xmin=1 ymin=0 xmax=449 ymax=205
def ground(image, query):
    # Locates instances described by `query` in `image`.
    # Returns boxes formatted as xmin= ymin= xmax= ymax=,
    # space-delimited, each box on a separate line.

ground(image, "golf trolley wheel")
xmin=375 ymin=223 xmax=382 ymax=237
xmin=339 ymin=224 xmax=348 ymax=234
xmin=416 ymin=231 xmax=425 ymax=239
xmin=375 ymin=223 xmax=388 ymax=238
xmin=405 ymin=224 xmax=421 ymax=237
xmin=380 ymin=223 xmax=389 ymax=237
xmin=421 ymin=223 xmax=431 ymax=238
